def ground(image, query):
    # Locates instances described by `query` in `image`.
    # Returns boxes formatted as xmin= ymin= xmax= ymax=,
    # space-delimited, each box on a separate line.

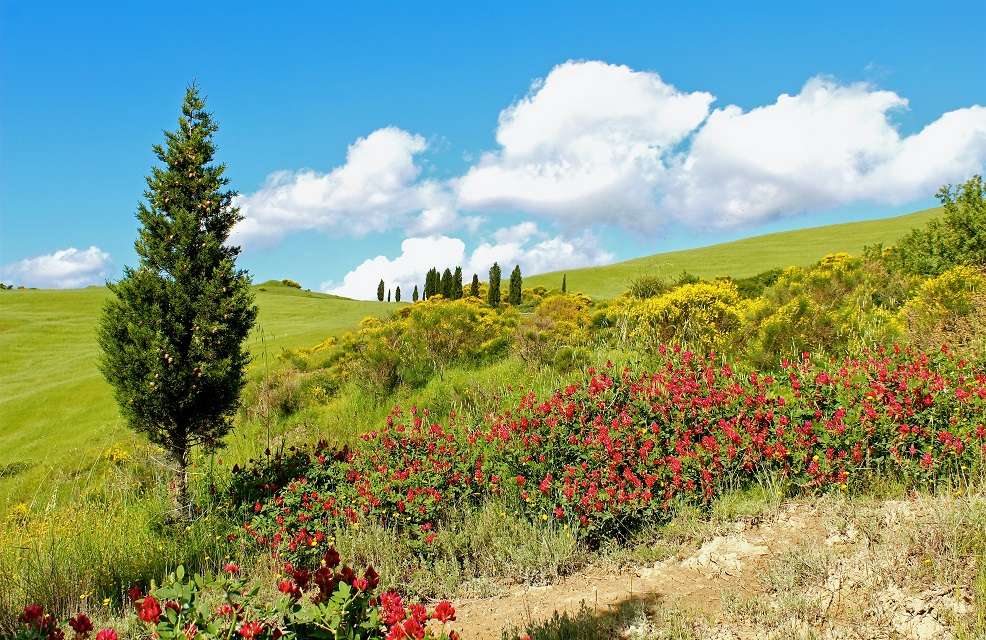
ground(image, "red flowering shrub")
xmin=234 ymin=345 xmax=986 ymax=563
xmin=11 ymin=549 xmax=456 ymax=640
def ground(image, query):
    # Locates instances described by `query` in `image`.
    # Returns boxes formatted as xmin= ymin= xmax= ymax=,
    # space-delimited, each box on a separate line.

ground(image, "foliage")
xmin=739 ymin=253 xmax=903 ymax=367
xmin=9 ymin=552 xmax=458 ymax=640
xmin=294 ymin=298 xmax=516 ymax=396
xmin=440 ymin=269 xmax=453 ymax=299
xmin=469 ymin=275 xmax=479 ymax=298
xmin=395 ymin=287 xmax=401 ymax=303
xmin=377 ymin=280 xmax=385 ymax=302
xmin=97 ymin=85 xmax=257 ymax=514
xmin=625 ymin=275 xmax=669 ymax=299
xmin=888 ymin=175 xmax=986 ymax=276
xmin=509 ymin=266 xmax=522 ymax=306
xmin=280 ymin=279 xmax=301 ymax=289
xmin=514 ymin=295 xmax=592 ymax=369
xmin=452 ymin=267 xmax=463 ymax=300
xmin=731 ymin=268 xmax=783 ymax=299
xmin=488 ymin=263 xmax=502 ymax=308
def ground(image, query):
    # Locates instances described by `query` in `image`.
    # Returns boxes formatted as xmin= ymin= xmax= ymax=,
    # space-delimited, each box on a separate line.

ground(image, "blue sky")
xmin=2 ymin=1 xmax=985 ymax=296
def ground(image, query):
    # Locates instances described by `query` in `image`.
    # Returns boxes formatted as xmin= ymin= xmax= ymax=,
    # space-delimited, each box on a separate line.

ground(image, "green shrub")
xmin=626 ymin=275 xmax=669 ymax=299
xmin=888 ymin=175 xmax=986 ymax=276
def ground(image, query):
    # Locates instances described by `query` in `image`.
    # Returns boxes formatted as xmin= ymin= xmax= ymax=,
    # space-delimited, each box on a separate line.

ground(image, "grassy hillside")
xmin=526 ymin=207 xmax=942 ymax=299
xmin=0 ymin=282 xmax=398 ymax=506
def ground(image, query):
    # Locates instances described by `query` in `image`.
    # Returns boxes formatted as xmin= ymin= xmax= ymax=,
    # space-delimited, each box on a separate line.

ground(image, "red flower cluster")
xmin=236 ymin=346 xmax=986 ymax=558
xmin=15 ymin=606 xmax=114 ymax=640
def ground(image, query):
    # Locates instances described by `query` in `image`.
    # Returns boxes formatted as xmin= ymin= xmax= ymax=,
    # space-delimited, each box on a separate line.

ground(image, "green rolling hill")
xmin=525 ymin=207 xmax=941 ymax=299
xmin=0 ymin=281 xmax=399 ymax=506
xmin=0 ymin=206 xmax=940 ymax=507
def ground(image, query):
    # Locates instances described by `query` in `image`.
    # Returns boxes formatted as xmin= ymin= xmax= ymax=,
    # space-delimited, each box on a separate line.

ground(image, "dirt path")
xmin=452 ymin=505 xmax=827 ymax=638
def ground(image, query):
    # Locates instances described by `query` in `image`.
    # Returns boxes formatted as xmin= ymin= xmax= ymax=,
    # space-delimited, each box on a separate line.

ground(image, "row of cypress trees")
xmin=374 ymin=262 xmax=525 ymax=308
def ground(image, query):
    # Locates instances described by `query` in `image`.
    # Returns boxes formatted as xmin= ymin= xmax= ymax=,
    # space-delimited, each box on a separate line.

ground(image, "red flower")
xmin=431 ymin=601 xmax=456 ymax=622
xmin=138 ymin=596 xmax=162 ymax=624
xmin=379 ymin=591 xmax=406 ymax=625
xmin=69 ymin=613 xmax=94 ymax=637
xmin=223 ymin=562 xmax=240 ymax=574
xmin=408 ymin=603 xmax=428 ymax=624
xmin=400 ymin=619 xmax=425 ymax=640
xmin=278 ymin=579 xmax=301 ymax=599
xmin=127 ymin=586 xmax=143 ymax=604
xmin=239 ymin=621 xmax=264 ymax=640
xmin=95 ymin=631 xmax=117 ymax=640
xmin=385 ymin=625 xmax=407 ymax=640
xmin=20 ymin=605 xmax=44 ymax=626
xmin=324 ymin=546 xmax=341 ymax=568
xmin=364 ymin=565 xmax=380 ymax=589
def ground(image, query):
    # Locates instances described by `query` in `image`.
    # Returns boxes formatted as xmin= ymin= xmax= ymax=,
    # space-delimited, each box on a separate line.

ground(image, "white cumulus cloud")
xmin=456 ymin=60 xmax=715 ymax=227
xmin=232 ymin=127 xmax=471 ymax=248
xmin=323 ymin=222 xmax=613 ymax=300
xmin=457 ymin=61 xmax=986 ymax=229
xmin=664 ymin=78 xmax=986 ymax=227
xmin=0 ymin=246 xmax=112 ymax=289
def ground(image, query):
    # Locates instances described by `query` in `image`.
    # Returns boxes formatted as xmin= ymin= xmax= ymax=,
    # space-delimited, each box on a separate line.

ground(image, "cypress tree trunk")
xmin=174 ymin=446 xmax=191 ymax=520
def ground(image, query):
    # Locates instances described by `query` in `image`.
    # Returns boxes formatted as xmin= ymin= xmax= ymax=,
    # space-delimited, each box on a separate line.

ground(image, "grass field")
xmin=0 ymin=281 xmax=398 ymax=507
xmin=526 ymin=207 xmax=942 ymax=299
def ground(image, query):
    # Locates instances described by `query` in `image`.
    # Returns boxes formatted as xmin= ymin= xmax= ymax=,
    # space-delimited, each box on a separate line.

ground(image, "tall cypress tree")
xmin=395 ymin=286 xmax=401 ymax=302
xmin=441 ymin=268 xmax=453 ymax=298
xmin=412 ymin=284 xmax=419 ymax=302
xmin=487 ymin=262 xmax=501 ymax=308
xmin=509 ymin=264 xmax=522 ymax=305
xmin=424 ymin=267 xmax=437 ymax=299
xmin=453 ymin=266 xmax=464 ymax=299
xmin=98 ymin=85 xmax=257 ymax=517
xmin=387 ymin=289 xmax=391 ymax=302
xmin=377 ymin=279 xmax=385 ymax=301
xmin=562 ymin=274 xmax=567 ymax=293
xmin=470 ymin=273 xmax=480 ymax=297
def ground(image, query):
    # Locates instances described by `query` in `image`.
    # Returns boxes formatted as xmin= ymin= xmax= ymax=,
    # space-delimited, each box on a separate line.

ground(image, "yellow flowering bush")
xmin=608 ymin=280 xmax=744 ymax=354
xmin=900 ymin=265 xmax=986 ymax=357
xmin=740 ymin=253 xmax=904 ymax=366
xmin=514 ymin=294 xmax=593 ymax=367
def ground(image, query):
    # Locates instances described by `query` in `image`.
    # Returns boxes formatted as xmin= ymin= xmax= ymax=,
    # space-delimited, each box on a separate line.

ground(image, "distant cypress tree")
xmin=425 ymin=267 xmax=438 ymax=298
xmin=453 ymin=266 xmax=464 ymax=299
xmin=377 ymin=279 xmax=385 ymax=301
xmin=509 ymin=264 xmax=522 ymax=305
xmin=387 ymin=289 xmax=391 ymax=302
xmin=395 ymin=286 xmax=401 ymax=302
xmin=441 ymin=268 xmax=453 ymax=298
xmin=562 ymin=274 xmax=567 ymax=293
xmin=487 ymin=262 xmax=501 ymax=308
xmin=412 ymin=284 xmax=419 ymax=302
xmin=470 ymin=273 xmax=480 ymax=297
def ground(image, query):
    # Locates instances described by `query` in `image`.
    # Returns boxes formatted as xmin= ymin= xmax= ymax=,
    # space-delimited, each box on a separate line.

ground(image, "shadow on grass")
xmin=499 ymin=593 xmax=677 ymax=640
